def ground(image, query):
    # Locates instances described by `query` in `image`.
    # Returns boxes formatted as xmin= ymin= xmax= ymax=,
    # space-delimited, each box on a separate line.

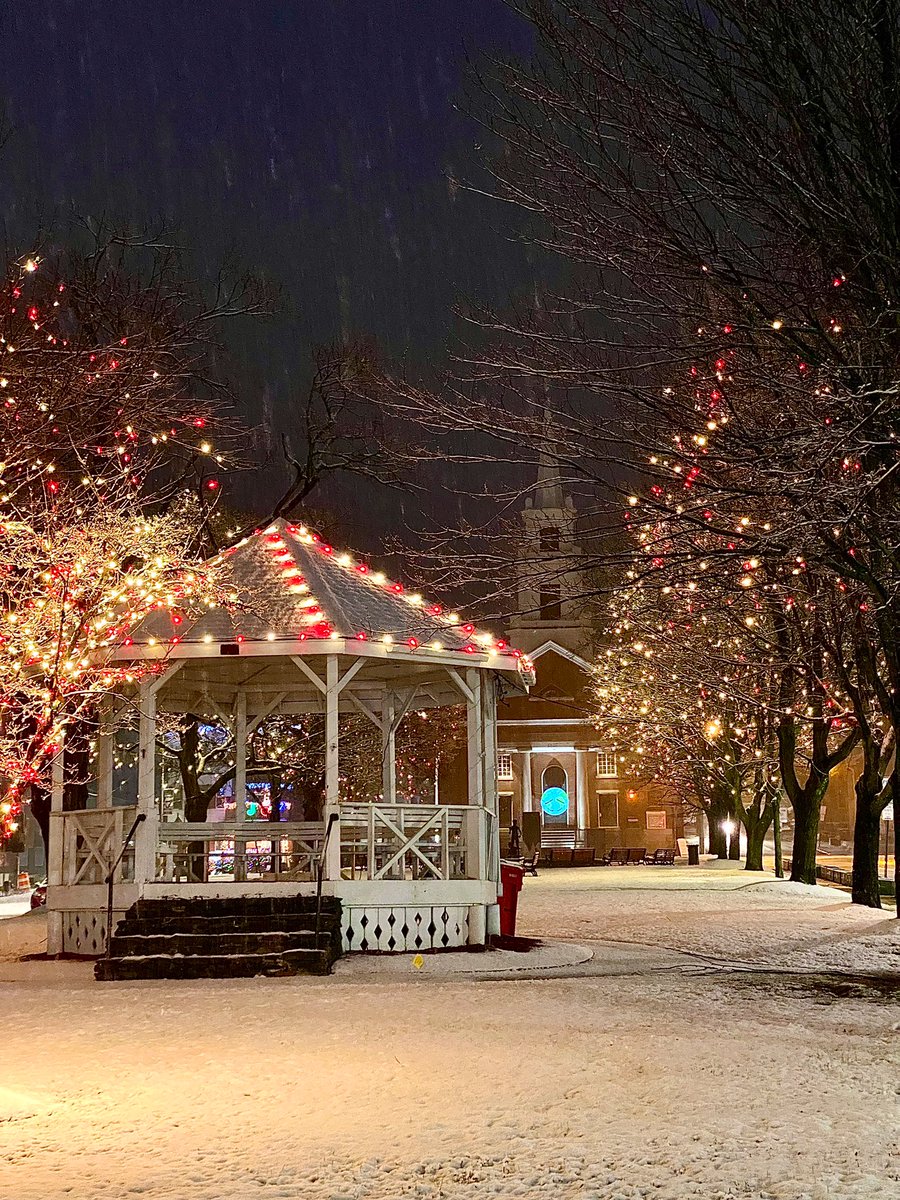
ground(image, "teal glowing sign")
xmin=540 ymin=786 xmax=568 ymax=817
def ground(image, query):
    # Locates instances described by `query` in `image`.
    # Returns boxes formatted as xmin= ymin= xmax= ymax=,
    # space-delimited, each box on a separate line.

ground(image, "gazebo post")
xmin=234 ymin=690 xmax=247 ymax=819
xmin=465 ymin=669 xmax=484 ymax=810
xmin=464 ymin=669 xmax=489 ymax=945
xmin=481 ymin=676 xmax=501 ymax=939
xmin=324 ymin=655 xmax=341 ymax=880
xmin=133 ymin=678 xmax=158 ymax=888
xmin=381 ymin=692 xmax=396 ymax=804
xmin=46 ymin=738 xmax=65 ymax=954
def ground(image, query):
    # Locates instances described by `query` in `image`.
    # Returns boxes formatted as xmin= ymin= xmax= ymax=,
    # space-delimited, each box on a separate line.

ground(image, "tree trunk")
xmin=744 ymin=816 xmax=772 ymax=873
xmin=183 ymin=780 xmax=210 ymax=884
xmin=790 ymin=794 xmax=821 ymax=885
xmin=707 ymin=819 xmax=726 ymax=858
xmin=707 ymin=797 xmax=729 ymax=858
xmin=30 ymin=783 xmax=51 ymax=857
xmin=851 ymin=777 xmax=884 ymax=909
xmin=773 ymin=801 xmax=784 ymax=878
xmin=729 ymin=819 xmax=741 ymax=860
xmin=744 ymin=818 xmax=766 ymax=871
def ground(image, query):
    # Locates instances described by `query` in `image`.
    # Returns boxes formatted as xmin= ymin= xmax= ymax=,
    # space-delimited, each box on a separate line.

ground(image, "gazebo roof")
xmin=121 ymin=519 xmax=533 ymax=682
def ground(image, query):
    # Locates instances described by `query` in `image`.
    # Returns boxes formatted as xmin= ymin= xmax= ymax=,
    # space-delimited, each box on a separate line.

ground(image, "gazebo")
xmin=46 ymin=520 xmax=533 ymax=962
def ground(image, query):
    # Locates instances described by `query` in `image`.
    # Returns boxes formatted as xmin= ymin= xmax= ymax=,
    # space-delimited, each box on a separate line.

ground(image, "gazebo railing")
xmin=53 ymin=807 xmax=494 ymax=889
xmin=51 ymin=807 xmax=139 ymax=886
xmin=154 ymin=821 xmax=326 ymax=884
xmin=339 ymin=803 xmax=488 ymax=881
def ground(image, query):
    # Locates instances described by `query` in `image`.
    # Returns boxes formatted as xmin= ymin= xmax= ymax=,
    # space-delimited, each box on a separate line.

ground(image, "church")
xmin=496 ymin=456 xmax=681 ymax=858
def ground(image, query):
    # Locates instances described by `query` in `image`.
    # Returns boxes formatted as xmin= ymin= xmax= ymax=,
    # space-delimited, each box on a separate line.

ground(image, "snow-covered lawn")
xmin=0 ymin=869 xmax=897 ymax=1200
xmin=516 ymin=866 xmax=900 ymax=976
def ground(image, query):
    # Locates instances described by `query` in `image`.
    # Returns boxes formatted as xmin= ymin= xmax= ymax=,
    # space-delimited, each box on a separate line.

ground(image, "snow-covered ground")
xmin=516 ymin=866 xmax=900 ymax=976
xmin=0 ymin=892 xmax=32 ymax=920
xmin=1 ymin=869 xmax=897 ymax=1200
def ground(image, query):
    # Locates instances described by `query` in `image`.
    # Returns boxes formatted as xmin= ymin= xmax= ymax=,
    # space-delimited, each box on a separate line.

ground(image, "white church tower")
xmin=508 ymin=445 xmax=586 ymax=654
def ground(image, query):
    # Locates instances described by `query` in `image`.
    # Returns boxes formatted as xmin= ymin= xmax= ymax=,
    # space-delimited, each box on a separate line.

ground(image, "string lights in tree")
xmin=0 ymin=245 xmax=241 ymax=846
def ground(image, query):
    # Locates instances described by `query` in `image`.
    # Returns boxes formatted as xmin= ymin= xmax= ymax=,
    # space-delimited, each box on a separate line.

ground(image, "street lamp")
xmin=722 ymin=818 xmax=735 ymax=859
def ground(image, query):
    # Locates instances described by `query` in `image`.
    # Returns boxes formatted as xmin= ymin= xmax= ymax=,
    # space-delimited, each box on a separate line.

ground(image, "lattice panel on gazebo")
xmin=342 ymin=904 xmax=469 ymax=953
xmin=61 ymin=910 xmax=122 ymax=956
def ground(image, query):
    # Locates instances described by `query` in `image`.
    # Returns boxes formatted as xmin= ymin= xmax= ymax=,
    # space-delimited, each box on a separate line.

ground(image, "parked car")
xmin=30 ymin=882 xmax=47 ymax=909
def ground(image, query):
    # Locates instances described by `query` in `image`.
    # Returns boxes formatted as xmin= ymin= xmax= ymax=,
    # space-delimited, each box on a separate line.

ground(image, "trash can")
xmin=687 ymin=839 xmax=700 ymax=866
xmin=499 ymin=862 xmax=525 ymax=938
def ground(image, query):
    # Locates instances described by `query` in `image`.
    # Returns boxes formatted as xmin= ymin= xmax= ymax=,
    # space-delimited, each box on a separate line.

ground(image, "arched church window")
xmin=540 ymin=760 xmax=569 ymax=822
xmin=539 ymin=527 xmax=560 ymax=552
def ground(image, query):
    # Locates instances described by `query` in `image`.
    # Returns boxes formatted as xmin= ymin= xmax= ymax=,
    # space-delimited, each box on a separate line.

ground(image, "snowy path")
xmin=1 ymin=870 xmax=897 ymax=1200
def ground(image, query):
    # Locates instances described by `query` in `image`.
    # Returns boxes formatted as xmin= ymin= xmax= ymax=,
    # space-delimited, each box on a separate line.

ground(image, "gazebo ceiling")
xmin=119 ymin=520 xmax=533 ymax=684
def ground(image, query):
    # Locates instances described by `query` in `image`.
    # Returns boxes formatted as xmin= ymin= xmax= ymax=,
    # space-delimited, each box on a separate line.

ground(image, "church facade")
xmin=497 ymin=456 xmax=681 ymax=856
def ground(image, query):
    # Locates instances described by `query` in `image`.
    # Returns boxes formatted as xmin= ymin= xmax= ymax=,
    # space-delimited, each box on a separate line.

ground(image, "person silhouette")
xmin=509 ymin=819 xmax=521 ymax=858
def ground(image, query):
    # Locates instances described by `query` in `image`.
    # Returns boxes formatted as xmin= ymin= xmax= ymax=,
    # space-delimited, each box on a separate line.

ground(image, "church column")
xmin=521 ymin=750 xmax=533 ymax=812
xmin=575 ymin=749 xmax=588 ymax=833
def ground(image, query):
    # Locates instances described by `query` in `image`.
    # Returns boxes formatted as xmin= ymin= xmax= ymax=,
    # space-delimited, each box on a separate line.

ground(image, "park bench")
xmin=604 ymin=847 xmax=630 ymax=865
xmin=627 ymin=847 xmax=647 ymax=864
xmin=647 ymin=847 xmax=676 ymax=865
xmin=570 ymin=847 xmax=596 ymax=867
xmin=521 ymin=848 xmax=540 ymax=877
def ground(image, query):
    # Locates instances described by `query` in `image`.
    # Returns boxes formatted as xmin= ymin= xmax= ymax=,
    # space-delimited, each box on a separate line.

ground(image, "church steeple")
xmin=533 ymin=447 xmax=565 ymax=510
xmin=509 ymin=410 xmax=586 ymax=654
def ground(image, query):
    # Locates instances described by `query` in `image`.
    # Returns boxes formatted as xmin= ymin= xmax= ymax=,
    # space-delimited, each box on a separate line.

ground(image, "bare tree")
xmin=365 ymin=1 xmax=900 ymax=907
xmin=261 ymin=338 xmax=417 ymax=530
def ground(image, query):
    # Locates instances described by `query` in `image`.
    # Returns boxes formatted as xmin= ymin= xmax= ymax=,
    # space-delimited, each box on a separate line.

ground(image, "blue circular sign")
xmin=540 ymin=786 xmax=568 ymax=817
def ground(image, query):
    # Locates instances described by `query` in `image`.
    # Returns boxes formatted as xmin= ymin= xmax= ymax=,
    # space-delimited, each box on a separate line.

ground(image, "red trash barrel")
xmin=499 ymin=862 xmax=525 ymax=938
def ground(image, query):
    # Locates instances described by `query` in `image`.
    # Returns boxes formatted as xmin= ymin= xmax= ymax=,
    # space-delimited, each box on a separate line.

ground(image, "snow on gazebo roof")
xmin=122 ymin=519 xmax=533 ymax=680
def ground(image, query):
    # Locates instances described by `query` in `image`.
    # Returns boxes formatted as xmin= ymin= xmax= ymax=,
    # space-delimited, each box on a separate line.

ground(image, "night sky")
xmin=0 ymin=2 xmax=541 ymax=540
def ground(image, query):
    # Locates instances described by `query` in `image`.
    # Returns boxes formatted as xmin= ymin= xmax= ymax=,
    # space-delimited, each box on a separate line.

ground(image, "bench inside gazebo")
xmin=46 ymin=520 xmax=533 ymax=974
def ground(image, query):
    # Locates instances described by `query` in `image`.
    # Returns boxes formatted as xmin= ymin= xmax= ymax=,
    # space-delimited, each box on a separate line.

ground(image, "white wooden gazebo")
xmin=47 ymin=520 xmax=533 ymax=956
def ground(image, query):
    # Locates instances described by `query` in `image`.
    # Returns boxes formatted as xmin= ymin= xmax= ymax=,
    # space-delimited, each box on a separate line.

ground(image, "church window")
xmin=497 ymin=752 xmax=513 ymax=780
xmin=596 ymin=751 xmax=617 ymax=777
xmin=540 ymin=761 xmax=569 ymax=821
xmin=539 ymin=585 xmax=562 ymax=621
xmin=539 ymin=526 xmax=560 ymax=551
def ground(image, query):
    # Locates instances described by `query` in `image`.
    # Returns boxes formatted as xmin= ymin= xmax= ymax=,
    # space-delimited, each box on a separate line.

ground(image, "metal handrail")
xmin=105 ymin=812 xmax=146 ymax=959
xmin=314 ymin=811 xmax=339 ymax=944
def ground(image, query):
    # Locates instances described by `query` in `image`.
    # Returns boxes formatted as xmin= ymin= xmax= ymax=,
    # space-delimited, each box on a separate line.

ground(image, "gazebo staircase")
xmin=95 ymin=895 xmax=342 ymax=981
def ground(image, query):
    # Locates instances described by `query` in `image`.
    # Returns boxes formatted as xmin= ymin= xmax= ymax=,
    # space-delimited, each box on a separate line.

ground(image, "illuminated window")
xmin=497 ymin=752 xmax=513 ymax=780
xmin=540 ymin=761 xmax=569 ymax=821
xmin=596 ymin=751 xmax=617 ymax=777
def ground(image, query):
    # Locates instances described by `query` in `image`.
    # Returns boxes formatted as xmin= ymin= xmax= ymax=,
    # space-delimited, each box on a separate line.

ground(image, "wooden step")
xmin=116 ymin=911 xmax=340 ymax=937
xmin=111 ymin=930 xmax=329 ymax=958
xmin=95 ymin=895 xmax=344 ymax=982
xmin=95 ymin=946 xmax=331 ymax=981
xmin=133 ymin=895 xmax=341 ymax=920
